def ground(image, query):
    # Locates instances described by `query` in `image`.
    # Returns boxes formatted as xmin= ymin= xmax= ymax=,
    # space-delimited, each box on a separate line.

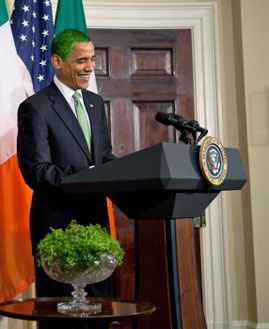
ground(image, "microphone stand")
xmin=179 ymin=129 xmax=193 ymax=144
xmin=178 ymin=123 xmax=208 ymax=145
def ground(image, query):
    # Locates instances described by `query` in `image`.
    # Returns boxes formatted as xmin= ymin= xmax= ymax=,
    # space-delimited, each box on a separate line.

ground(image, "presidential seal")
xmin=199 ymin=137 xmax=227 ymax=186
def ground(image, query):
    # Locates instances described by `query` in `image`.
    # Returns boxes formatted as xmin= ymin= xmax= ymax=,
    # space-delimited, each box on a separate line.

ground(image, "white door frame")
xmin=51 ymin=2 xmax=231 ymax=328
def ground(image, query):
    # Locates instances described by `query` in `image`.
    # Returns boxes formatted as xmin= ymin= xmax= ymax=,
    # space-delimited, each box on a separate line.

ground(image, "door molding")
xmin=51 ymin=2 xmax=230 ymax=328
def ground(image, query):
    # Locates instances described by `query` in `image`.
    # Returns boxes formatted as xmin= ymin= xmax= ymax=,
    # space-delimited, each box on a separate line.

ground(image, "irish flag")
xmin=0 ymin=0 xmax=34 ymax=302
xmin=55 ymin=0 xmax=98 ymax=94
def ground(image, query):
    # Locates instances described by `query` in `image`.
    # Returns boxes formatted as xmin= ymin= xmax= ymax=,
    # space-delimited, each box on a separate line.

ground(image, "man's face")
xmin=52 ymin=41 xmax=95 ymax=90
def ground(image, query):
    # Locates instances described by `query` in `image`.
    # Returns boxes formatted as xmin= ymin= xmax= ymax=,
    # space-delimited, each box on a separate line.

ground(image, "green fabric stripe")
xmin=0 ymin=0 xmax=8 ymax=27
xmin=55 ymin=0 xmax=88 ymax=35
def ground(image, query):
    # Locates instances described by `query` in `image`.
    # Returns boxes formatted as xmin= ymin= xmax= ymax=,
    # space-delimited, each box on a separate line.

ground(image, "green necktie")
xmin=72 ymin=92 xmax=92 ymax=155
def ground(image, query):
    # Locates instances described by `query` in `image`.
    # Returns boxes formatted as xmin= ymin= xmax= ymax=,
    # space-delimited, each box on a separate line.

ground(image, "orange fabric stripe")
xmin=106 ymin=197 xmax=116 ymax=239
xmin=0 ymin=155 xmax=35 ymax=302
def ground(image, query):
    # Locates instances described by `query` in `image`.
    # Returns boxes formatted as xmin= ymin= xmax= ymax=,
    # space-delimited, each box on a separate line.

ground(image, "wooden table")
xmin=0 ymin=297 xmax=155 ymax=324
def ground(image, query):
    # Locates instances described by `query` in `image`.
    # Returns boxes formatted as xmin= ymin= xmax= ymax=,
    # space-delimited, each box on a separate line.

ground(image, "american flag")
xmin=10 ymin=0 xmax=55 ymax=93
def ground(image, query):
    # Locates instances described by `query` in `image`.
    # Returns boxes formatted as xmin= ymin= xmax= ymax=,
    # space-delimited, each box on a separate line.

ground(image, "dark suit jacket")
xmin=17 ymin=81 xmax=115 ymax=255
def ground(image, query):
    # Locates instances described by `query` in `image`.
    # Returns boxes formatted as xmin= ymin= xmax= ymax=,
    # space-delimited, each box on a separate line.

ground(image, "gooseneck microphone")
xmin=155 ymin=112 xmax=208 ymax=144
xmin=155 ymin=112 xmax=195 ymax=132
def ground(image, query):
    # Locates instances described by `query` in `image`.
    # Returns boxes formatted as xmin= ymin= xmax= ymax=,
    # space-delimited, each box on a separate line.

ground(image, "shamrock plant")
xmin=36 ymin=220 xmax=124 ymax=272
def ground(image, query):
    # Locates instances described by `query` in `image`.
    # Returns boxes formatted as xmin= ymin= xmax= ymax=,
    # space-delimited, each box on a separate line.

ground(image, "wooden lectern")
xmin=61 ymin=142 xmax=247 ymax=329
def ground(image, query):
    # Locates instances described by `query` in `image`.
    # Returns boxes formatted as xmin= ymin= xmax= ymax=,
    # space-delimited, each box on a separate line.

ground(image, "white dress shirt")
xmin=53 ymin=75 xmax=91 ymax=130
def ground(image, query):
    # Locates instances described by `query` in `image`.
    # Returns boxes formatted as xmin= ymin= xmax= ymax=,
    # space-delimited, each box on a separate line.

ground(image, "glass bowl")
xmin=41 ymin=253 xmax=117 ymax=314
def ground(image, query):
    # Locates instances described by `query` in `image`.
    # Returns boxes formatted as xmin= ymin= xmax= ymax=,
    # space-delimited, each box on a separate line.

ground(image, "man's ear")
xmin=51 ymin=54 xmax=62 ymax=69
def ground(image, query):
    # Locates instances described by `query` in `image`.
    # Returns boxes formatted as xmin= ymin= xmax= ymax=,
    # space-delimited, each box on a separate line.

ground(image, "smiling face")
xmin=51 ymin=41 xmax=95 ymax=90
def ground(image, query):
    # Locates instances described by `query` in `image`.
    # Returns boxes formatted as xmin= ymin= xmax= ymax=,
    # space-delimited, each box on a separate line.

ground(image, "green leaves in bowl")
xmin=36 ymin=220 xmax=124 ymax=272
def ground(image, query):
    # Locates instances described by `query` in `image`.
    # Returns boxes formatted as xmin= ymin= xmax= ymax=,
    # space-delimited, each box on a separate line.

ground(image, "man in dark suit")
xmin=17 ymin=29 xmax=115 ymax=328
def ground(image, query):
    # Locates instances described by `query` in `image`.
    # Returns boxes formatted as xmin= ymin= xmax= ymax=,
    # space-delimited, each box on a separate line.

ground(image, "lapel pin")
xmin=90 ymin=104 xmax=94 ymax=108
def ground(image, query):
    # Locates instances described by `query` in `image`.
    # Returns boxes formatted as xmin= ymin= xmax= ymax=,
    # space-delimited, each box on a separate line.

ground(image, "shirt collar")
xmin=53 ymin=75 xmax=83 ymax=101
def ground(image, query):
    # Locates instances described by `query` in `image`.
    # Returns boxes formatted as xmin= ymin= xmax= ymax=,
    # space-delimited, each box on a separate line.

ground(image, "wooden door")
xmin=89 ymin=29 xmax=195 ymax=328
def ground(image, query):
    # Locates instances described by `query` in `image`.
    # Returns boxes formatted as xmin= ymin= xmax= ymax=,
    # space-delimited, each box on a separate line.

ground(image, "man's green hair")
xmin=51 ymin=29 xmax=91 ymax=61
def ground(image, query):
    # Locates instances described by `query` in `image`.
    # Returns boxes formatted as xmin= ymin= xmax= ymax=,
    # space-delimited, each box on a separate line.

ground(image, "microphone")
xmin=155 ymin=112 xmax=195 ymax=132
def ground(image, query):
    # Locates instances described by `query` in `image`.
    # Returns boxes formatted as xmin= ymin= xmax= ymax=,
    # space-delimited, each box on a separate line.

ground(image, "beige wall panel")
xmin=241 ymin=0 xmax=269 ymax=323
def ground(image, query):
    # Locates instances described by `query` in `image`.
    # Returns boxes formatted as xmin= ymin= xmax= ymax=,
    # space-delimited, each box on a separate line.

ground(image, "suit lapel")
xmin=47 ymin=82 xmax=92 ymax=162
